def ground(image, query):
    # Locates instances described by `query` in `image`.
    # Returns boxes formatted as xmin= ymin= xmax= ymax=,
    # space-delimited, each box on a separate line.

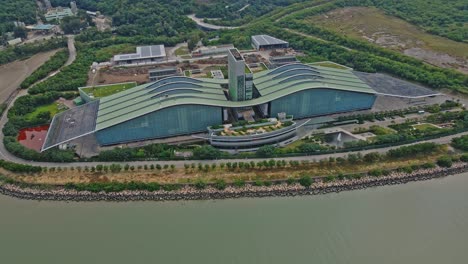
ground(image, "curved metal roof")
xmin=95 ymin=64 xmax=375 ymax=130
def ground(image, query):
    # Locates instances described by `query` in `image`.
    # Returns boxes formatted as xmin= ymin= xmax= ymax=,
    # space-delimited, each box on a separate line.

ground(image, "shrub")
xmin=286 ymin=177 xmax=296 ymax=185
xmin=193 ymin=145 xmax=223 ymax=159
xmin=0 ymin=160 xmax=42 ymax=173
xmin=421 ymin=162 xmax=436 ymax=169
xmin=368 ymin=169 xmax=383 ymax=177
xmin=214 ymin=179 xmax=227 ymax=190
xmin=323 ymin=175 xmax=335 ymax=182
xmin=437 ymin=156 xmax=453 ymax=168
xmin=194 ymin=179 xmax=207 ymax=189
xmin=460 ymin=154 xmax=468 ymax=162
xmin=299 ymin=175 xmax=312 ymax=187
xmin=253 ymin=180 xmax=264 ymax=186
xmin=233 ymin=178 xmax=245 ymax=187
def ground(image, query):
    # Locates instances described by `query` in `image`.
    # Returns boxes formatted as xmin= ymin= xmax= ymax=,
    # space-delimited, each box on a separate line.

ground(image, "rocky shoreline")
xmin=1 ymin=163 xmax=467 ymax=202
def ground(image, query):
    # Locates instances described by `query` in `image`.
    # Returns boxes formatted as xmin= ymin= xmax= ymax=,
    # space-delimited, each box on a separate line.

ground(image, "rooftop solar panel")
xmin=252 ymin=35 xmax=288 ymax=46
xmin=114 ymin=45 xmax=166 ymax=61
xmin=141 ymin=46 xmax=151 ymax=57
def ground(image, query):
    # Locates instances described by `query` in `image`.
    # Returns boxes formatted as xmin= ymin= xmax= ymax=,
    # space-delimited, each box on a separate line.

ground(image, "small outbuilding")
xmin=251 ymin=35 xmax=289 ymax=50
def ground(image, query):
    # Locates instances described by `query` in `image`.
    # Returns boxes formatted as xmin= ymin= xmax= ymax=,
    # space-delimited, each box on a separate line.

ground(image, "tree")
xmin=187 ymin=33 xmax=200 ymax=51
xmin=256 ymin=145 xmax=276 ymax=158
xmin=193 ymin=145 xmax=222 ymax=159
xmin=13 ymin=27 xmax=27 ymax=39
xmin=60 ymin=16 xmax=83 ymax=34
xmin=363 ymin=152 xmax=381 ymax=163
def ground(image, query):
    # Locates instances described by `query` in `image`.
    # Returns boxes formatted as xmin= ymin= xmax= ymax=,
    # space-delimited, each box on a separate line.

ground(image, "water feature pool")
xmin=17 ymin=125 xmax=49 ymax=152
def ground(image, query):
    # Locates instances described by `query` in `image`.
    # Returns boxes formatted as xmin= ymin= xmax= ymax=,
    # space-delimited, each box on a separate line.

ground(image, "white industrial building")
xmin=251 ymin=35 xmax=289 ymax=50
xmin=113 ymin=45 xmax=166 ymax=66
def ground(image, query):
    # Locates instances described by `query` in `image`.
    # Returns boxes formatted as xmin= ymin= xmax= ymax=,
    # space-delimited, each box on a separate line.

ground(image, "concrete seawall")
xmin=1 ymin=163 xmax=467 ymax=202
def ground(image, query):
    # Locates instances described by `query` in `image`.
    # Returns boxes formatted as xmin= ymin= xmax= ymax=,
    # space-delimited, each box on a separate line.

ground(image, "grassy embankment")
xmin=3 ymin=145 xmax=450 ymax=186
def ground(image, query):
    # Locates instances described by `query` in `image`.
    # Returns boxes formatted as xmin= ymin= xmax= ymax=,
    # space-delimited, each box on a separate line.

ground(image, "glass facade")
xmin=270 ymin=89 xmax=376 ymax=119
xmin=96 ymin=104 xmax=222 ymax=145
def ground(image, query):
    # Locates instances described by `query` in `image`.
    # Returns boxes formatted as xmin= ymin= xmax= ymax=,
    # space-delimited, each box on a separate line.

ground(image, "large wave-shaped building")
xmin=42 ymin=59 xmax=380 ymax=151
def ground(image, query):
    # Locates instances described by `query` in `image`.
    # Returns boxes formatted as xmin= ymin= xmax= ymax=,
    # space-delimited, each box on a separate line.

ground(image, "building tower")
xmin=70 ymin=1 xmax=78 ymax=14
xmin=228 ymin=48 xmax=253 ymax=101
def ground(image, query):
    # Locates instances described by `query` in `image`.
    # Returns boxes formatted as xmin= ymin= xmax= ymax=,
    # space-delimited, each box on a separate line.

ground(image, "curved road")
xmin=187 ymin=14 xmax=240 ymax=30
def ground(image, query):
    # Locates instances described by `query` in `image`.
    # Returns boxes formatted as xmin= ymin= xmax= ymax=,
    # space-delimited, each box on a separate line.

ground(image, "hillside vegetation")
xmin=202 ymin=0 xmax=467 ymax=43
xmin=51 ymin=0 xmax=196 ymax=37
xmin=306 ymin=7 xmax=468 ymax=73
xmin=368 ymin=0 xmax=467 ymax=42
xmin=208 ymin=0 xmax=468 ymax=94
xmin=0 ymin=0 xmax=36 ymax=36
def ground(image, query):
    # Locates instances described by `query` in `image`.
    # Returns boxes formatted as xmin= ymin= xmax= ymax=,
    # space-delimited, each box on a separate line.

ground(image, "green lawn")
xmin=25 ymin=103 xmax=65 ymax=120
xmin=281 ymin=139 xmax=305 ymax=151
xmin=413 ymin=123 xmax=441 ymax=131
xmin=81 ymin=82 xmax=137 ymax=98
xmin=311 ymin=62 xmax=350 ymax=70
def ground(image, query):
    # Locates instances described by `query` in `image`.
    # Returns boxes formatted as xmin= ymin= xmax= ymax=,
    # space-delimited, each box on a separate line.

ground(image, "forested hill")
xmin=0 ymin=0 xmax=37 ymax=36
xmin=196 ymin=0 xmax=467 ymax=43
xmin=51 ymin=0 xmax=196 ymax=37
xmin=194 ymin=0 xmax=309 ymax=26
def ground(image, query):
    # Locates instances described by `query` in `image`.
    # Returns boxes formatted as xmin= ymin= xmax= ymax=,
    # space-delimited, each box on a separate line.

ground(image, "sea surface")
xmin=1 ymin=173 xmax=468 ymax=264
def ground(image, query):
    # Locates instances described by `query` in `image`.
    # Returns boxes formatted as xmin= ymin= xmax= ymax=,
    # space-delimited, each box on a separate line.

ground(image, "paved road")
xmin=0 ymin=130 xmax=466 ymax=169
xmin=0 ymin=35 xmax=77 ymax=166
xmin=64 ymin=35 xmax=76 ymax=67
xmin=187 ymin=14 xmax=239 ymax=30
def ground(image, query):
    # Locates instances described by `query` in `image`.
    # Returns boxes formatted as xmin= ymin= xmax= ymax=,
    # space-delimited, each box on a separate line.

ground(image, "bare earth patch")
xmin=307 ymin=7 xmax=468 ymax=73
xmin=0 ymin=50 xmax=60 ymax=102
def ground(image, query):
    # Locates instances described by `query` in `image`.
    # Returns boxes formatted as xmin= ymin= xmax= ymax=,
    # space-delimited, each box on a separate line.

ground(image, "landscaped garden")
xmin=24 ymin=102 xmax=68 ymax=121
xmin=81 ymin=82 xmax=137 ymax=98
xmin=213 ymin=119 xmax=294 ymax=137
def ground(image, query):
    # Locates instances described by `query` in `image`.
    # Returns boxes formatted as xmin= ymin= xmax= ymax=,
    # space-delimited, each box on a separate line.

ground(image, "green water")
xmin=1 ymin=173 xmax=468 ymax=264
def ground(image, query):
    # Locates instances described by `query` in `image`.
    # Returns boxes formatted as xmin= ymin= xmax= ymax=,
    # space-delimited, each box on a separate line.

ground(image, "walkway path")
xmin=64 ymin=35 xmax=76 ymax=67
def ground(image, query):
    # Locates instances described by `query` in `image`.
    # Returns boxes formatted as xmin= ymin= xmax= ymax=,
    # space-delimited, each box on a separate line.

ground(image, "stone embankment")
xmin=1 ymin=163 xmax=467 ymax=202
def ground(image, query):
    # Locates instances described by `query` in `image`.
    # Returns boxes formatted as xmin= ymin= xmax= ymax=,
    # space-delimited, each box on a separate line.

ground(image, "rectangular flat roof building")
xmin=113 ymin=45 xmax=166 ymax=66
xmin=27 ymin=24 xmax=57 ymax=30
xmin=45 ymin=7 xmax=73 ymax=21
xmin=252 ymin=35 xmax=289 ymax=50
